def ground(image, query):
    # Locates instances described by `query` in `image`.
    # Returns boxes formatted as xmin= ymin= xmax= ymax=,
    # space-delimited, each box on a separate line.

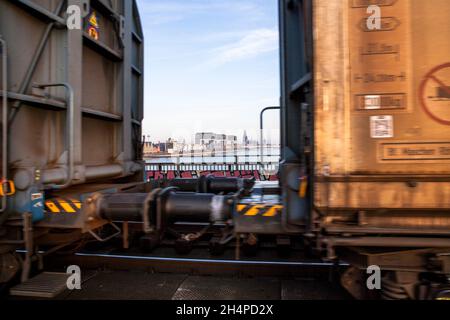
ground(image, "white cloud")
xmin=208 ymin=28 xmax=278 ymax=66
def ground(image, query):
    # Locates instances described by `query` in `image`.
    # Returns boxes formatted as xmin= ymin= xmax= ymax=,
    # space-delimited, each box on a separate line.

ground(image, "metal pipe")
xmin=0 ymin=36 xmax=7 ymax=213
xmin=164 ymin=192 xmax=233 ymax=223
xmin=33 ymin=83 xmax=74 ymax=189
xmin=94 ymin=189 xmax=235 ymax=224
xmin=41 ymin=167 xmax=68 ymax=185
xmin=21 ymin=212 xmax=33 ymax=283
xmin=259 ymin=106 xmax=280 ymax=168
xmin=168 ymin=175 xmax=254 ymax=194
xmin=42 ymin=164 xmax=125 ymax=185
xmin=98 ymin=193 xmax=148 ymax=221
xmin=85 ymin=164 xmax=123 ymax=180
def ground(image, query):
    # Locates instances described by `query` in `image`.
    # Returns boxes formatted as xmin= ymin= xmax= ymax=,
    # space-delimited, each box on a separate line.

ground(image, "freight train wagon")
xmin=0 ymin=0 xmax=144 ymax=286
xmin=278 ymin=0 xmax=450 ymax=299
xmin=1 ymin=0 xmax=450 ymax=301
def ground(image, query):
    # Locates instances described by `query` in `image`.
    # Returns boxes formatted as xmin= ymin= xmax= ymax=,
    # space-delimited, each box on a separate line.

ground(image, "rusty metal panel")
xmin=313 ymin=0 xmax=450 ymax=209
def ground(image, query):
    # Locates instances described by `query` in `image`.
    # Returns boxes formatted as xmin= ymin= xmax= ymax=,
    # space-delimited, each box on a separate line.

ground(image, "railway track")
xmin=27 ymin=249 xmax=351 ymax=300
xmin=44 ymin=246 xmax=349 ymax=278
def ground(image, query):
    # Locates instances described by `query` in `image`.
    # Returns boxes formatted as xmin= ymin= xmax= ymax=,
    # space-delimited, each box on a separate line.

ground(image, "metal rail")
xmin=74 ymin=252 xmax=348 ymax=267
xmin=43 ymin=251 xmax=349 ymax=278
xmin=0 ymin=36 xmax=7 ymax=213
xmin=259 ymin=106 xmax=280 ymax=169
xmin=33 ymin=83 xmax=74 ymax=189
xmin=145 ymin=163 xmax=277 ymax=171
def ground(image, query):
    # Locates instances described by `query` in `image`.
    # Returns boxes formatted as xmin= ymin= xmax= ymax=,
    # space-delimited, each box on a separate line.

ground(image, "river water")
xmin=145 ymin=147 xmax=280 ymax=165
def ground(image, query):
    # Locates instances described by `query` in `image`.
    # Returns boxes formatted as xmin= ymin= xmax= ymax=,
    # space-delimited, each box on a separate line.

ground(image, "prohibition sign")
xmin=419 ymin=62 xmax=450 ymax=125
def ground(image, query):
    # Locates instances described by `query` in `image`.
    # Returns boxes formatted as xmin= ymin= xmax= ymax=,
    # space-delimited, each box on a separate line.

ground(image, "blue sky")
xmin=136 ymin=0 xmax=280 ymax=143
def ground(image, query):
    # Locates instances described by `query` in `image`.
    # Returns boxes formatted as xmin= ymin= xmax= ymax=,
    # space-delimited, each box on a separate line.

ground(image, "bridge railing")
xmin=145 ymin=162 xmax=279 ymax=181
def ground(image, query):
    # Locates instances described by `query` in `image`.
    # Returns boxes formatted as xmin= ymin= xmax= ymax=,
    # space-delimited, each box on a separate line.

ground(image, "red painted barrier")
xmin=146 ymin=170 xmax=278 ymax=182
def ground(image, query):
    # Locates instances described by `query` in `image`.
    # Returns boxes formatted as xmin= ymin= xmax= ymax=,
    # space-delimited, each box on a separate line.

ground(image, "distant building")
xmin=142 ymin=137 xmax=175 ymax=155
xmin=195 ymin=132 xmax=237 ymax=149
xmin=143 ymin=141 xmax=160 ymax=155
xmin=158 ymin=142 xmax=167 ymax=153
xmin=242 ymin=130 xmax=250 ymax=146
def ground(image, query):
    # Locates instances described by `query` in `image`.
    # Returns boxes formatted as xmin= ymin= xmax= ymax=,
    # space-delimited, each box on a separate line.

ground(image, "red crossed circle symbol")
xmin=419 ymin=62 xmax=450 ymax=126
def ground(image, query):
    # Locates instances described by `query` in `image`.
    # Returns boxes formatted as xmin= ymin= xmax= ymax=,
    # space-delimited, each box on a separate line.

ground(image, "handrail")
xmin=1 ymin=36 xmax=8 ymax=213
xmin=33 ymin=83 xmax=74 ymax=189
xmin=259 ymin=106 xmax=280 ymax=169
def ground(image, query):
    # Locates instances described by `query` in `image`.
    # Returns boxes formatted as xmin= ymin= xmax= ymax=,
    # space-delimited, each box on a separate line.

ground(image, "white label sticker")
xmin=364 ymin=95 xmax=381 ymax=109
xmin=370 ymin=115 xmax=394 ymax=138
xmin=31 ymin=193 xmax=43 ymax=200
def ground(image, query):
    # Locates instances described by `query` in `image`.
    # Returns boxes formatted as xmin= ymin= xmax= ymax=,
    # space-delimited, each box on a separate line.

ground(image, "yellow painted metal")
xmin=0 ymin=180 xmax=15 ymax=196
xmin=237 ymin=203 xmax=283 ymax=217
xmin=44 ymin=201 xmax=60 ymax=214
xmin=44 ymin=198 xmax=82 ymax=214
xmin=262 ymin=205 xmax=283 ymax=217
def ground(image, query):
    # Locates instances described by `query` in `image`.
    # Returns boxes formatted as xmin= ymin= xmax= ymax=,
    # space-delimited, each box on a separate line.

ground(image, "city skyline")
xmin=143 ymin=129 xmax=278 ymax=146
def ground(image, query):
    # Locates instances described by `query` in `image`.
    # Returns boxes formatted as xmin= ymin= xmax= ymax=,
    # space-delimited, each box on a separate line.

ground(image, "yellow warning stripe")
xmin=59 ymin=201 xmax=76 ymax=213
xmin=237 ymin=204 xmax=283 ymax=217
xmin=245 ymin=205 xmax=265 ymax=216
xmin=299 ymin=178 xmax=308 ymax=198
xmin=45 ymin=198 xmax=82 ymax=214
xmin=45 ymin=201 xmax=60 ymax=213
xmin=262 ymin=205 xmax=283 ymax=217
